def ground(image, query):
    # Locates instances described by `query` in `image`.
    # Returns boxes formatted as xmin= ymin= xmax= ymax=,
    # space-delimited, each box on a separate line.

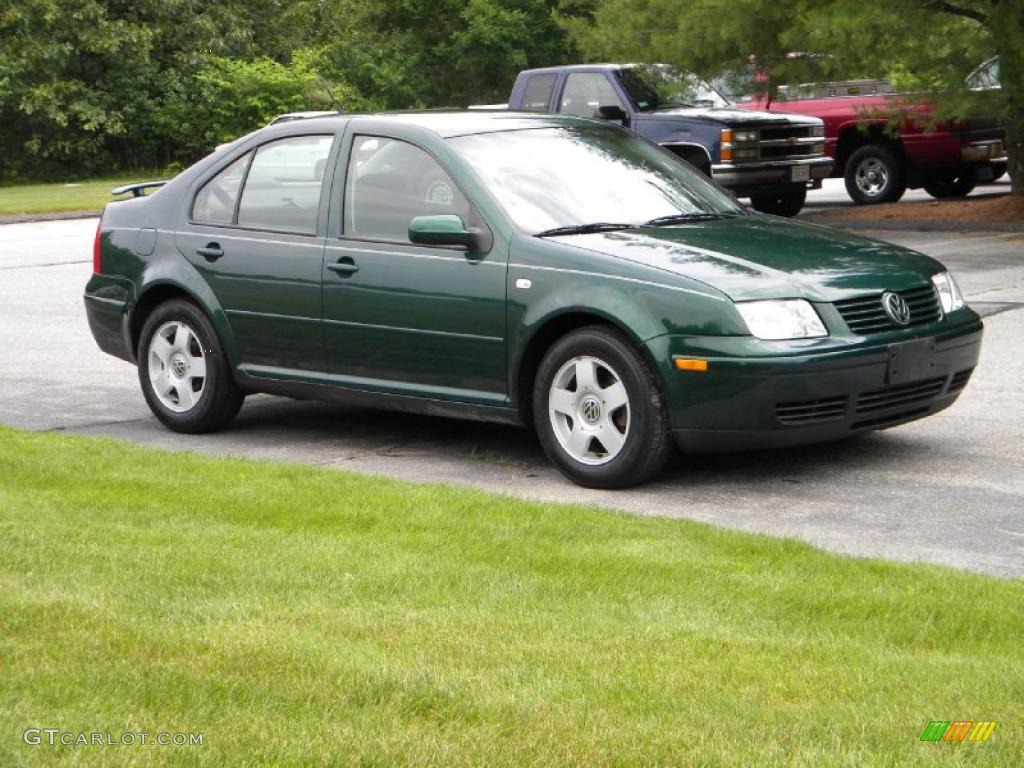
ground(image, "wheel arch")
xmin=835 ymin=121 xmax=907 ymax=173
xmin=661 ymin=142 xmax=713 ymax=175
xmin=513 ymin=309 xmax=664 ymax=425
xmin=130 ymin=280 xmax=238 ymax=366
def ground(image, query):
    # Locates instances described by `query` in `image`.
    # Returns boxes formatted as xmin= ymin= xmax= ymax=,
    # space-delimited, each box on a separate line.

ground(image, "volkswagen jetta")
xmin=85 ymin=112 xmax=982 ymax=488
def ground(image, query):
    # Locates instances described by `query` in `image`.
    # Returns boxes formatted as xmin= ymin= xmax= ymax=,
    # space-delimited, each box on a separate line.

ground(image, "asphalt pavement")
xmin=1 ymin=209 xmax=1022 ymax=577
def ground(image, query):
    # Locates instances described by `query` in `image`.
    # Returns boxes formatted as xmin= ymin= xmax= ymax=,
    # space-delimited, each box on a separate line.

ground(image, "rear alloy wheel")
xmin=923 ymin=169 xmax=977 ymax=199
xmin=749 ymin=187 xmax=807 ymax=217
xmin=844 ymin=144 xmax=907 ymax=204
xmin=534 ymin=327 xmax=672 ymax=488
xmin=138 ymin=299 xmax=243 ymax=433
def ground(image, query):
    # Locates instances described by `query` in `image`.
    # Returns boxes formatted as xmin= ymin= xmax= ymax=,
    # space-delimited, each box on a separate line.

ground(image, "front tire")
xmin=749 ymin=187 xmax=807 ymax=217
xmin=844 ymin=144 xmax=907 ymax=204
xmin=137 ymin=299 xmax=243 ymax=433
xmin=533 ymin=326 xmax=672 ymax=488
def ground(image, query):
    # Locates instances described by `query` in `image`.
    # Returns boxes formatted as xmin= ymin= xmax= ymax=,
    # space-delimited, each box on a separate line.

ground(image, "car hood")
xmin=638 ymin=107 xmax=821 ymax=127
xmin=552 ymin=216 xmax=943 ymax=302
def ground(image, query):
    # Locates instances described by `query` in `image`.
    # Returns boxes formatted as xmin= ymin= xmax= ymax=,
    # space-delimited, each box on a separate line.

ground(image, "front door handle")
xmin=327 ymin=256 xmax=359 ymax=277
xmin=197 ymin=243 xmax=224 ymax=262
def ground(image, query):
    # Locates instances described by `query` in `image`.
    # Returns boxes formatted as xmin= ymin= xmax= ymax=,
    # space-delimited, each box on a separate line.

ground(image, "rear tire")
xmin=844 ymin=144 xmax=907 ymax=204
xmin=533 ymin=326 xmax=672 ymax=489
xmin=749 ymin=187 xmax=807 ymax=217
xmin=923 ymin=169 xmax=977 ymax=199
xmin=137 ymin=299 xmax=243 ymax=434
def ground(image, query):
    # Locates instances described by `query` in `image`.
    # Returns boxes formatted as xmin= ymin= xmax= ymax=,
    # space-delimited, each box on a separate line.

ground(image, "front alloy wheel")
xmin=548 ymin=355 xmax=631 ymax=466
xmin=534 ymin=326 xmax=672 ymax=488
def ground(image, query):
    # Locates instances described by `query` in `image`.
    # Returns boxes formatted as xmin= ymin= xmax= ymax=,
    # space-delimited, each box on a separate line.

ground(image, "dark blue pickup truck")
xmin=502 ymin=63 xmax=833 ymax=216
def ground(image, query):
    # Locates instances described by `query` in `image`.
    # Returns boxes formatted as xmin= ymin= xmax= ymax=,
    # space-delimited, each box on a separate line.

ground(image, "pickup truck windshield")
xmin=617 ymin=65 xmax=731 ymax=111
xmin=448 ymin=125 xmax=743 ymax=234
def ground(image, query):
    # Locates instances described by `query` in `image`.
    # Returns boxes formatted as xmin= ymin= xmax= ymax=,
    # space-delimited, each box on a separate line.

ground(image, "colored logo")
xmin=920 ymin=721 xmax=996 ymax=742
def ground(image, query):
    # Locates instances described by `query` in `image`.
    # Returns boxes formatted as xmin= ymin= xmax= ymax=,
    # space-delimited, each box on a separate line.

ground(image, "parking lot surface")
xmin=2 ymin=215 xmax=1022 ymax=576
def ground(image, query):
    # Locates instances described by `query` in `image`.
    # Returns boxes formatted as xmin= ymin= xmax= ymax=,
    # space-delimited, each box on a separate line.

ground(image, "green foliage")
xmin=157 ymin=53 xmax=360 ymax=160
xmin=0 ymin=0 xmax=581 ymax=182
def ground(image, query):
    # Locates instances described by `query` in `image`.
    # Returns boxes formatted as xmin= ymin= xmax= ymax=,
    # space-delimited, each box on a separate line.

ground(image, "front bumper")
xmin=647 ymin=314 xmax=982 ymax=452
xmin=711 ymin=156 xmax=833 ymax=194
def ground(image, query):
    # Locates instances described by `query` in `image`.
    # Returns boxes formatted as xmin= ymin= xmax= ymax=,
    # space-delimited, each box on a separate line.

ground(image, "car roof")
xmin=273 ymin=110 xmax=600 ymax=138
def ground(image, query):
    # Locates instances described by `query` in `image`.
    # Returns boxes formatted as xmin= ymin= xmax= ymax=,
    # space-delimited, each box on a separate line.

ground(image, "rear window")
xmin=521 ymin=74 xmax=556 ymax=112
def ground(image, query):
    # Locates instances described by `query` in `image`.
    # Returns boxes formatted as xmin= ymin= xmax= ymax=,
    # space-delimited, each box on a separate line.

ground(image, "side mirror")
xmin=408 ymin=214 xmax=489 ymax=252
xmin=597 ymin=105 xmax=628 ymax=122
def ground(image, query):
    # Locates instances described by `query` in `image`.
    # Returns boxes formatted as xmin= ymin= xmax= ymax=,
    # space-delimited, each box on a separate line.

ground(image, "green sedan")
xmin=84 ymin=112 xmax=982 ymax=488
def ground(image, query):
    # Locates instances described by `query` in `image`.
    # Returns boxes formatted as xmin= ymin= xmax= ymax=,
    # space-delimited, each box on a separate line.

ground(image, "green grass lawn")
xmin=0 ymin=175 xmax=166 ymax=216
xmin=0 ymin=426 xmax=1020 ymax=766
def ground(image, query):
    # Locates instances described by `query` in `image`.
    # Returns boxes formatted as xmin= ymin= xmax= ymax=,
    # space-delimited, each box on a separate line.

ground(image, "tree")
xmin=0 ymin=0 xmax=582 ymax=180
xmin=569 ymin=0 xmax=1024 ymax=195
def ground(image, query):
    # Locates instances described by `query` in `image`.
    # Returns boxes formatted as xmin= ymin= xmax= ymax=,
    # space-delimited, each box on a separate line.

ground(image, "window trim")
xmin=188 ymin=133 xmax=336 ymax=237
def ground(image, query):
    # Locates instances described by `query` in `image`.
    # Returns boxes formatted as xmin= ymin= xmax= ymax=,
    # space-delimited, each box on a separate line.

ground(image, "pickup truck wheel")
xmin=749 ymin=188 xmax=807 ymax=217
xmin=533 ymin=326 xmax=672 ymax=489
xmin=923 ymin=170 xmax=977 ymax=199
xmin=845 ymin=144 xmax=907 ymax=204
xmin=138 ymin=299 xmax=244 ymax=434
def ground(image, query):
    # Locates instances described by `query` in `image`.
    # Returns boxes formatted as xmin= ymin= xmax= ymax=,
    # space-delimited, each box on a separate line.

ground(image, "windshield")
xmin=448 ymin=125 xmax=743 ymax=234
xmin=617 ymin=65 xmax=732 ymax=111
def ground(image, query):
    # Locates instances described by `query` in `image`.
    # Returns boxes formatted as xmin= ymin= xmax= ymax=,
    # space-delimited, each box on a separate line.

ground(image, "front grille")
xmin=731 ymin=124 xmax=825 ymax=163
xmin=759 ymin=125 xmax=813 ymax=141
xmin=855 ymin=376 xmax=947 ymax=417
xmin=947 ymin=367 xmax=974 ymax=393
xmin=775 ymin=395 xmax=848 ymax=426
xmin=760 ymin=144 xmax=821 ymax=159
xmin=834 ymin=284 xmax=942 ymax=335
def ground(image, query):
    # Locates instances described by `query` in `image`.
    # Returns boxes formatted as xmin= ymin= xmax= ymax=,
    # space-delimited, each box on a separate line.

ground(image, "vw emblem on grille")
xmin=881 ymin=291 xmax=911 ymax=325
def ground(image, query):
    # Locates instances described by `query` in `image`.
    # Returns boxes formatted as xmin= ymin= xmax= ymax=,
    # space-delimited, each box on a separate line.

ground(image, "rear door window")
xmin=236 ymin=135 xmax=334 ymax=233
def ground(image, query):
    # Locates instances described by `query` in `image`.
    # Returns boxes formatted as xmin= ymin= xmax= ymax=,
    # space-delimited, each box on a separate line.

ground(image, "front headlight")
xmin=736 ymin=299 xmax=828 ymax=340
xmin=810 ymin=125 xmax=825 ymax=137
xmin=733 ymin=129 xmax=758 ymax=143
xmin=931 ymin=271 xmax=965 ymax=313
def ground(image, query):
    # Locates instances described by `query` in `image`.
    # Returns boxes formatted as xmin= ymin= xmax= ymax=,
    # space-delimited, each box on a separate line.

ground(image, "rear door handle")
xmin=327 ymin=257 xmax=359 ymax=277
xmin=197 ymin=243 xmax=224 ymax=261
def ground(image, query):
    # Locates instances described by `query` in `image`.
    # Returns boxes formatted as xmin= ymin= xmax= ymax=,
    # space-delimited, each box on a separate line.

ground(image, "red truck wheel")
xmin=923 ymin=170 xmax=977 ymax=199
xmin=845 ymin=145 xmax=907 ymax=205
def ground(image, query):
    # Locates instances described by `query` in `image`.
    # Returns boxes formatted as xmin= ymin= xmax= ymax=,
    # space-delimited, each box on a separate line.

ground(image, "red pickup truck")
xmin=738 ymin=79 xmax=1006 ymax=204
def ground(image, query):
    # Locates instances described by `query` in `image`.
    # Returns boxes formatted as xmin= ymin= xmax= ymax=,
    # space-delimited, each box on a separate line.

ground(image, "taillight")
xmin=93 ymin=221 xmax=102 ymax=274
